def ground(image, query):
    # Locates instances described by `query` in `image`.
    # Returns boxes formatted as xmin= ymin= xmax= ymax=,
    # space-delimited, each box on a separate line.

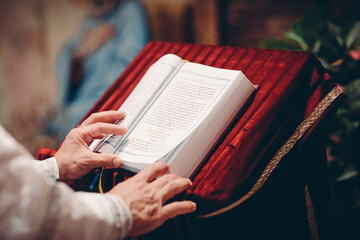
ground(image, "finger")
xmin=149 ymin=174 xmax=180 ymax=190
xmin=161 ymin=201 xmax=196 ymax=220
xmin=88 ymin=152 xmax=123 ymax=168
xmin=158 ymin=178 xmax=192 ymax=203
xmin=134 ymin=161 xmax=170 ymax=182
xmin=81 ymin=111 xmax=126 ymax=126
xmin=80 ymin=122 xmax=128 ymax=145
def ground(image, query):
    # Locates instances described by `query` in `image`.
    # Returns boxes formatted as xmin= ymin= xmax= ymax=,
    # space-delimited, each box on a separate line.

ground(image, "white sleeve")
xmin=0 ymin=125 xmax=132 ymax=240
xmin=32 ymin=157 xmax=60 ymax=180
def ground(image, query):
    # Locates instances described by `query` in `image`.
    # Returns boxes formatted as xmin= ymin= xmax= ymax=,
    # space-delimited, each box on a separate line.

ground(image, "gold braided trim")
xmin=199 ymin=86 xmax=343 ymax=218
xmin=305 ymin=184 xmax=319 ymax=240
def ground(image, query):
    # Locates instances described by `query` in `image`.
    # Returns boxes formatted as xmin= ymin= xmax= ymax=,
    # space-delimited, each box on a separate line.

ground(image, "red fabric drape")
xmin=37 ymin=42 xmax=344 ymax=239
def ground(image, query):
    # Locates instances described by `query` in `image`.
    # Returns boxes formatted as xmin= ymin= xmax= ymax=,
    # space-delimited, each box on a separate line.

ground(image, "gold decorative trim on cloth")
xmin=305 ymin=184 xmax=319 ymax=240
xmin=199 ymin=86 xmax=343 ymax=219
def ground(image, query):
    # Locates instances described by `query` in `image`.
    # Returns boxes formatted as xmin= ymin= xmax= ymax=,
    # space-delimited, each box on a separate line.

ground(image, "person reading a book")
xmin=0 ymin=111 xmax=196 ymax=239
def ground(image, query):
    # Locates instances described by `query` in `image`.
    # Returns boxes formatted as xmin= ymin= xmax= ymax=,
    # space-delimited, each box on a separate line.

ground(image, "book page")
xmin=118 ymin=62 xmax=242 ymax=164
xmin=91 ymin=54 xmax=184 ymax=152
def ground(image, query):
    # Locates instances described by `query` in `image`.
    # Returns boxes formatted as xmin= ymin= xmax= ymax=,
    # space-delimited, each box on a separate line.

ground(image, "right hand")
xmin=107 ymin=162 xmax=197 ymax=237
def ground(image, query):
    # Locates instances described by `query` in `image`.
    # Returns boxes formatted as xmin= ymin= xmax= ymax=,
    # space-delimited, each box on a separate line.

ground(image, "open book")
xmin=90 ymin=54 xmax=256 ymax=178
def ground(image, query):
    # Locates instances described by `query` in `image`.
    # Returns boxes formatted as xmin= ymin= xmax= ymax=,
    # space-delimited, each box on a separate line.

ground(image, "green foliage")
xmin=262 ymin=8 xmax=360 ymax=174
xmin=261 ymin=38 xmax=303 ymax=51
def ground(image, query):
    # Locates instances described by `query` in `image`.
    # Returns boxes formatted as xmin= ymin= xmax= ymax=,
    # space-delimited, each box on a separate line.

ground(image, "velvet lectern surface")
xmin=37 ymin=42 xmax=344 ymax=240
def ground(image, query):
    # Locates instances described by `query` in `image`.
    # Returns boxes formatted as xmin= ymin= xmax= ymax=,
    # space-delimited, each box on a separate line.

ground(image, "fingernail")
xmin=192 ymin=202 xmax=197 ymax=211
xmin=188 ymin=179 xmax=193 ymax=186
xmin=113 ymin=157 xmax=122 ymax=167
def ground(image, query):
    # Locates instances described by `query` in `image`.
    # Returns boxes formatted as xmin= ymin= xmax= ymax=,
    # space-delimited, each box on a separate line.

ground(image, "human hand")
xmin=107 ymin=162 xmax=197 ymax=237
xmin=74 ymin=24 xmax=115 ymax=58
xmin=55 ymin=111 xmax=127 ymax=180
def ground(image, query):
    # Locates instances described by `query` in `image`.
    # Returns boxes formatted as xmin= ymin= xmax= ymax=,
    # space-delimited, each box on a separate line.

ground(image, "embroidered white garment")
xmin=32 ymin=157 xmax=60 ymax=180
xmin=0 ymin=125 xmax=132 ymax=240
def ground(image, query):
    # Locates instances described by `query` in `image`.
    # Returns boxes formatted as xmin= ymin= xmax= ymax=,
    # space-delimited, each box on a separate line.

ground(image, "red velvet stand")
xmin=37 ymin=42 xmax=345 ymax=240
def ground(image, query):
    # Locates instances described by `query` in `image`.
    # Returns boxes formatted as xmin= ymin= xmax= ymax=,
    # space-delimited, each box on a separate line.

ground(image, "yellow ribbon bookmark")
xmin=98 ymin=168 xmax=104 ymax=194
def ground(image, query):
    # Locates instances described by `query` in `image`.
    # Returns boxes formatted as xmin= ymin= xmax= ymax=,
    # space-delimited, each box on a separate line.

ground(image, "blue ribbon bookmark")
xmin=89 ymin=167 xmax=103 ymax=190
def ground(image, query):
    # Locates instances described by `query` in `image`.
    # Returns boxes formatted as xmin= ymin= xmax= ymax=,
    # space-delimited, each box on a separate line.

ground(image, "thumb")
xmin=89 ymin=153 xmax=123 ymax=168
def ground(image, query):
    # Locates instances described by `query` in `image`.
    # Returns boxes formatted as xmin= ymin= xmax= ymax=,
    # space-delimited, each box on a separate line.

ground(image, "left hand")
xmin=55 ymin=111 xmax=127 ymax=180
